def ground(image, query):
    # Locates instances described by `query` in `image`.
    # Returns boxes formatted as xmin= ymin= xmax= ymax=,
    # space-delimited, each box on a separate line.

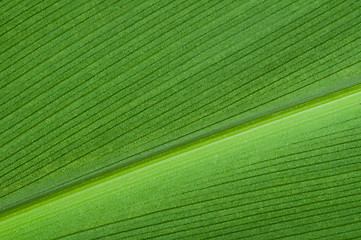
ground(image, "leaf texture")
xmin=0 ymin=0 xmax=361 ymax=239
xmin=1 ymin=82 xmax=361 ymax=239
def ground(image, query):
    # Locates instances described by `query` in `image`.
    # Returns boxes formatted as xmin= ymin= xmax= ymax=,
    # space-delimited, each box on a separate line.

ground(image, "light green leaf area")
xmin=0 ymin=0 xmax=361 ymax=239
xmin=1 ymin=83 xmax=361 ymax=239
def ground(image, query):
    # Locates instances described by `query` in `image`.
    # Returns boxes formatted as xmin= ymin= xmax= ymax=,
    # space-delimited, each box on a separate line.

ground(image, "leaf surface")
xmin=0 ymin=0 xmax=361 ymax=239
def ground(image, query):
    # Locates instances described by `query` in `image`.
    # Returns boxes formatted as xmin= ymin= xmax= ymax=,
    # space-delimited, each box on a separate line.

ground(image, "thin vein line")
xmin=1 ymin=0 xmax=340 ymax=178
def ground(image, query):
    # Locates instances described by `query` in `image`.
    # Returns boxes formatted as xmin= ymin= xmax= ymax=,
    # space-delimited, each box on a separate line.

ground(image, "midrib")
xmin=1 ymin=81 xmax=361 ymax=222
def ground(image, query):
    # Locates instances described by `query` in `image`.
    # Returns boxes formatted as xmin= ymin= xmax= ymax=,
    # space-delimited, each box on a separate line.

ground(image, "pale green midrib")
xmin=0 ymin=0 xmax=292 ymax=212
xmin=2 ymin=0 xmax=360 ymax=212
xmin=1 ymin=81 xmax=360 ymax=223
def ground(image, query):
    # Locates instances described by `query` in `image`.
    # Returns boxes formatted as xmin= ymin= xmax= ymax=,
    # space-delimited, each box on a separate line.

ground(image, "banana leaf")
xmin=0 ymin=0 xmax=360 ymax=239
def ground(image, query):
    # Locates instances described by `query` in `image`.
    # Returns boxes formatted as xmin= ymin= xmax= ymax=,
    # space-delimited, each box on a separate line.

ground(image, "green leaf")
xmin=1 ymin=0 xmax=361 ymax=239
